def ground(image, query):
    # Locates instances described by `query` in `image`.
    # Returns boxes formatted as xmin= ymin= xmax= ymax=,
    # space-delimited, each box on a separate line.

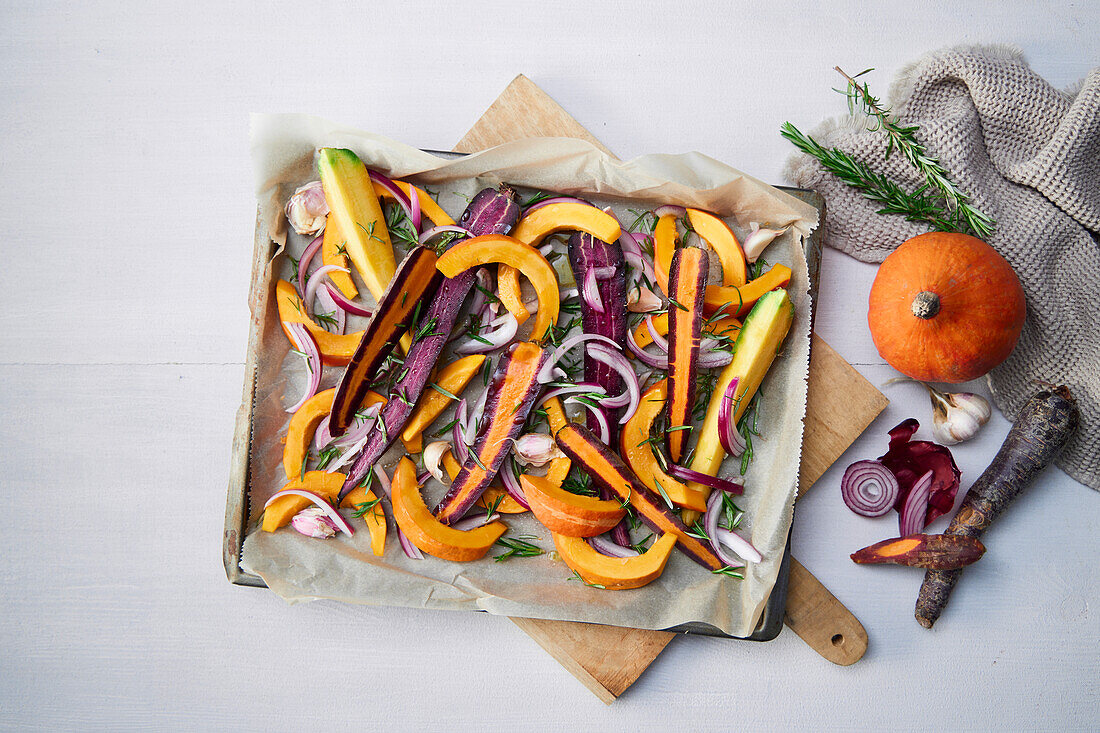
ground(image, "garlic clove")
xmin=627 ymin=284 xmax=663 ymax=313
xmin=285 ymin=180 xmax=330 ymax=236
xmin=291 ymin=506 xmax=338 ymax=538
xmin=423 ymin=441 xmax=452 ymax=484
xmin=513 ymin=433 xmax=566 ymax=467
xmin=742 ymin=222 xmax=789 ymax=263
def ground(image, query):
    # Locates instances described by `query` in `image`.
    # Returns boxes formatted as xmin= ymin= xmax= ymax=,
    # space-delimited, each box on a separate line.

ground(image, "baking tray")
xmin=222 ymin=158 xmax=823 ymax=641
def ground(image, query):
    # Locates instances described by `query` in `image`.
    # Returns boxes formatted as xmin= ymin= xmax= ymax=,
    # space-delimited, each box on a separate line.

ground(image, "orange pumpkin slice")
xmin=281 ymin=387 xmax=385 ymax=480
xmin=631 ymin=312 xmax=741 ymax=350
xmin=391 ymin=457 xmax=507 ymax=561
xmin=276 ymin=279 xmax=363 ymax=366
xmin=400 ymin=354 xmax=486 ymax=453
xmin=687 ymin=208 xmax=747 ymax=286
xmin=261 ymin=471 xmax=386 ymax=556
xmin=704 ymin=263 xmax=792 ymax=317
xmin=500 ymin=203 xmax=619 ymax=325
xmin=553 ymin=532 xmax=677 ymax=589
xmin=555 ymin=423 xmax=724 ymax=570
xmin=520 ymin=474 xmax=626 ymax=537
xmin=374 ymin=180 xmax=456 ymax=227
xmin=436 ymin=235 xmax=560 ymax=343
xmin=320 ymin=214 xmax=359 ymax=300
xmin=621 ymin=380 xmax=707 ymax=512
xmin=542 ymin=397 xmax=571 ymax=487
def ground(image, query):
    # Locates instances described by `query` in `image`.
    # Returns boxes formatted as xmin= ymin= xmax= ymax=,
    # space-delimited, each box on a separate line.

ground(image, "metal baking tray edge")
xmin=222 ymin=159 xmax=824 ymax=641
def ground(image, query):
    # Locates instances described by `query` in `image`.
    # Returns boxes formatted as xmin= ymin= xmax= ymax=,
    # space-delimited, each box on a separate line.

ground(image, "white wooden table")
xmin=2 ymin=1 xmax=1097 ymax=729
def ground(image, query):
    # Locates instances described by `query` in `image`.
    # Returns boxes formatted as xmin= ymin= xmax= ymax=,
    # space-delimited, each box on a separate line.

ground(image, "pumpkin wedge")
xmin=621 ymin=380 xmax=707 ymax=512
xmin=440 ymin=448 xmax=528 ymax=514
xmin=328 ymin=246 xmax=443 ymax=436
xmin=687 ymin=208 xmax=747 ymax=286
xmin=400 ymin=354 xmax=486 ymax=453
xmin=631 ymin=312 xmax=741 ymax=350
xmin=391 ymin=457 xmax=507 ymax=561
xmin=375 ymin=180 xmax=456 ymax=227
xmin=276 ymin=280 xmax=362 ymax=366
xmin=555 ymin=423 xmax=724 ymax=570
xmin=434 ymin=342 xmax=548 ymax=524
xmin=437 ymin=235 xmax=560 ymax=342
xmin=261 ymin=472 xmax=386 ymax=555
xmin=282 ymin=387 xmax=385 ymax=480
xmin=500 ymin=203 xmax=621 ymax=324
xmin=705 ymin=263 xmax=792 ymax=317
xmin=320 ymin=215 xmax=358 ymax=300
xmin=520 ymin=474 xmax=626 ymax=537
xmin=543 ymin=397 xmax=571 ymax=487
xmin=653 ymin=213 xmax=678 ymax=295
xmin=666 ymin=246 xmax=708 ymax=463
xmin=317 ymin=148 xmax=395 ymax=302
xmin=554 ymin=531 xmax=677 ymax=589
xmin=688 ymin=289 xmax=794 ymax=493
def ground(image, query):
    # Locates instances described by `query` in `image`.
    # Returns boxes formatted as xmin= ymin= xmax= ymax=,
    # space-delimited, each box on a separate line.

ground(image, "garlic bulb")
xmin=513 ymin=433 xmax=566 ymax=467
xmin=285 ymin=181 xmax=330 ymax=235
xmin=291 ymin=506 xmax=338 ymax=538
xmin=928 ymin=388 xmax=992 ymax=445
xmin=742 ymin=222 xmax=789 ymax=263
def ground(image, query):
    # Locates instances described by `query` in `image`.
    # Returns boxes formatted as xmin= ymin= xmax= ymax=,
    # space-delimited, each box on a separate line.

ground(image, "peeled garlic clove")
xmin=742 ymin=222 xmax=789 ymax=263
xmin=513 ymin=433 xmax=565 ymax=467
xmin=627 ymin=284 xmax=663 ymax=313
xmin=285 ymin=181 xmax=330 ymax=235
xmin=423 ymin=441 xmax=452 ymax=483
xmin=291 ymin=506 xmax=338 ymax=538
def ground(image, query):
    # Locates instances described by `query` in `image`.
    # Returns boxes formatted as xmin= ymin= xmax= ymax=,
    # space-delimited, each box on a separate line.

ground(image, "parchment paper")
xmin=240 ymin=113 xmax=818 ymax=637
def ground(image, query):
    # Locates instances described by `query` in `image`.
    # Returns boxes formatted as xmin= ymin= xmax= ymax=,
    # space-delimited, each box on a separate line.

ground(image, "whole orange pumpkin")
xmin=867 ymin=232 xmax=1025 ymax=383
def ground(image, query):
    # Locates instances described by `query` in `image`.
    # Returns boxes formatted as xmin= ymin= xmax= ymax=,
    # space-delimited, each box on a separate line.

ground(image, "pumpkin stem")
xmin=911 ymin=291 xmax=941 ymax=320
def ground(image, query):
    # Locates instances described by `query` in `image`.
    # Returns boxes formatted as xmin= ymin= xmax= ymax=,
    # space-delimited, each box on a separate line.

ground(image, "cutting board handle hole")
xmin=830 ymin=633 xmax=844 ymax=646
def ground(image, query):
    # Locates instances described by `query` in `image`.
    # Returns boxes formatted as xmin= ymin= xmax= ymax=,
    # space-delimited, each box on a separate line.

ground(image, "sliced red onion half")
xmin=263 ymin=488 xmax=354 ymax=536
xmin=323 ymin=282 xmax=374 ymax=318
xmin=538 ymin=382 xmax=607 ymax=407
xmin=537 ymin=333 xmax=622 ymax=383
xmin=717 ymin=376 xmax=746 ymax=456
xmin=524 ymin=196 xmax=592 ymax=214
xmin=407 ymin=181 xmax=422 ymax=232
xmin=653 ymin=205 xmax=686 ymax=219
xmin=315 ymin=285 xmax=345 ymax=335
xmin=419 ymin=225 xmax=473 ymax=246
xmin=283 ymin=322 xmax=322 ymax=413
xmin=581 ymin=268 xmax=604 ymax=314
xmin=626 ymin=327 xmax=669 ymax=370
xmin=668 ymin=464 xmax=744 ymax=495
xmin=840 ymin=459 xmax=900 ymax=518
xmin=304 ymin=264 xmax=349 ymax=314
xmin=587 ymin=534 xmax=640 ymax=558
xmin=367 ymin=170 xmax=414 ymax=221
xmin=588 ymin=344 xmax=641 ymax=423
xmin=463 ymin=268 xmax=493 ymax=327
xmin=296 ymin=234 xmax=325 ymax=297
xmin=704 ymin=490 xmax=762 ymax=566
xmin=455 ymin=312 xmax=519 ymax=355
xmin=898 ymin=469 xmax=934 ymax=536
xmin=450 ymin=512 xmax=502 ymax=531
xmin=645 ymin=315 xmax=669 ymax=352
xmin=565 ymin=398 xmax=610 ymax=444
xmin=498 ymin=456 xmax=530 ymax=510
xmin=314 ymin=403 xmax=380 ymax=451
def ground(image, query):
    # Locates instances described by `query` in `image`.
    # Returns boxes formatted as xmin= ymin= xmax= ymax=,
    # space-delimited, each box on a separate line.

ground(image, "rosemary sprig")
xmin=835 ymin=67 xmax=994 ymax=238
xmin=494 ymin=535 xmax=544 ymax=562
xmin=569 ymin=570 xmax=606 ymax=589
xmin=352 ymin=496 xmax=383 ymax=519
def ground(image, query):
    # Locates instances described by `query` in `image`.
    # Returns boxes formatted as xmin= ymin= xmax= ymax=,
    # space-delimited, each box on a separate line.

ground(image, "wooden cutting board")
xmin=456 ymin=75 xmax=884 ymax=702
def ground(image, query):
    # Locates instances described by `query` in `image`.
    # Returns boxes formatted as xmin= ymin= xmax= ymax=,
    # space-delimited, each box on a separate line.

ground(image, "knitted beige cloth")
xmin=785 ymin=46 xmax=1100 ymax=490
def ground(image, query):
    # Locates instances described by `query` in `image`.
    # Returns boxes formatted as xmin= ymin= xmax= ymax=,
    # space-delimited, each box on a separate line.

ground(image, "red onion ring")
xmin=450 ymin=512 xmax=502 ymax=531
xmin=498 ymin=456 xmax=531 ymax=510
xmin=704 ymin=490 xmax=762 ymax=566
xmin=408 ymin=181 xmax=422 ymax=232
xmin=455 ymin=312 xmax=518 ymax=355
xmin=626 ymin=327 xmax=669 ymax=370
xmin=264 ymin=488 xmax=354 ymax=536
xmin=524 ymin=196 xmax=592 ymax=214
xmin=899 ymin=469 xmax=934 ymax=536
xmin=565 ymin=398 xmax=610 ymax=444
xmin=538 ymin=333 xmax=622 ymax=383
xmin=588 ymin=344 xmax=641 ymax=423
xmin=323 ymin=282 xmax=374 ymax=318
xmin=716 ymin=528 xmax=763 ymax=564
xmin=367 ymin=170 xmax=414 ymax=221
xmin=369 ymin=464 xmax=423 ymax=560
xmin=538 ymin=382 xmax=606 ymax=407
xmin=645 ymin=315 xmax=669 ymax=352
xmin=283 ymin=322 xmax=321 ymax=414
xmin=593 ymin=266 xmax=616 ymax=280
xmin=452 ymin=399 xmax=470 ymax=465
xmin=717 ymin=376 xmax=746 ymax=456
xmin=304 ymin=264 xmax=348 ymax=314
xmin=587 ymin=534 xmax=640 ymax=558
xmin=653 ymin=205 xmax=686 ymax=219
xmin=314 ymin=285 xmax=345 ymax=335
xmin=419 ymin=225 xmax=473 ymax=246
xmin=840 ymin=459 xmax=900 ymax=518
xmin=582 ymin=268 xmax=604 ymax=314
xmin=296 ymin=234 xmax=324 ymax=298
xmin=668 ymin=464 xmax=744 ymax=495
